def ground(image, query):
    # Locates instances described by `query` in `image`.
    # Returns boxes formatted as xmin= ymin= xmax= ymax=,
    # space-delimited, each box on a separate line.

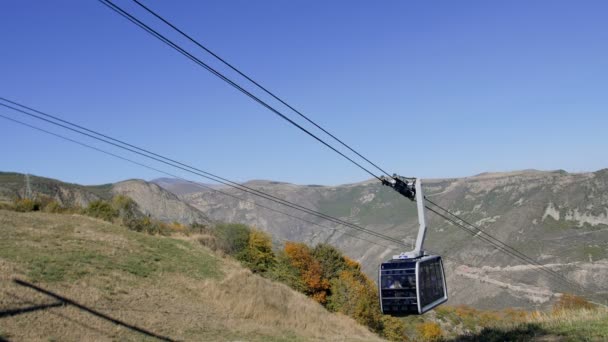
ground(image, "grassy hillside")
xmin=0 ymin=210 xmax=381 ymax=341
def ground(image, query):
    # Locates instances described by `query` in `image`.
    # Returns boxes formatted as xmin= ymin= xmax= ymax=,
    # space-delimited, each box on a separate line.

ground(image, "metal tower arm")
xmin=380 ymin=175 xmax=428 ymax=259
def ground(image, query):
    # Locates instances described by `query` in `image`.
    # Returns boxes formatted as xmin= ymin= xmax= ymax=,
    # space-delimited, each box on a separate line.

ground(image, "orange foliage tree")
xmin=284 ymin=242 xmax=330 ymax=303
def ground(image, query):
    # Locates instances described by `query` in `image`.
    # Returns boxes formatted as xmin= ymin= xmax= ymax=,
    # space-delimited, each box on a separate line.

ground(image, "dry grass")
xmin=196 ymin=267 xmax=379 ymax=340
xmin=529 ymin=307 xmax=608 ymax=324
xmin=0 ymin=210 xmax=383 ymax=341
xmin=449 ymin=307 xmax=608 ymax=341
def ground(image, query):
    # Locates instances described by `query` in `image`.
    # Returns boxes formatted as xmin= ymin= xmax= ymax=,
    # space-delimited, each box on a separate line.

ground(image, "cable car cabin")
xmin=378 ymin=178 xmax=449 ymax=315
xmin=379 ymin=255 xmax=447 ymax=315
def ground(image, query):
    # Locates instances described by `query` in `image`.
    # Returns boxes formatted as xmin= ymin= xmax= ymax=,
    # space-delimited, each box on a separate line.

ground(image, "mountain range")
xmin=2 ymin=169 xmax=606 ymax=311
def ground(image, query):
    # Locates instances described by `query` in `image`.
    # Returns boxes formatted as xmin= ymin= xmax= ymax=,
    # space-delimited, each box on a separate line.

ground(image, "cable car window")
xmin=381 ymin=274 xmax=415 ymax=290
xmin=379 ymin=261 xmax=419 ymax=315
xmin=418 ymin=257 xmax=446 ymax=310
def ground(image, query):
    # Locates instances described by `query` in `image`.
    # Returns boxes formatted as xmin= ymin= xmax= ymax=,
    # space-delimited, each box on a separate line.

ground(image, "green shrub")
xmin=13 ymin=198 xmax=40 ymax=212
xmin=198 ymin=234 xmax=220 ymax=252
xmin=189 ymin=222 xmax=210 ymax=234
xmin=42 ymin=200 xmax=64 ymax=213
xmin=213 ymin=223 xmax=251 ymax=256
xmin=84 ymin=200 xmax=118 ymax=222
xmin=326 ymin=268 xmax=383 ymax=332
xmin=124 ymin=216 xmax=147 ymax=232
xmin=380 ymin=315 xmax=408 ymax=341
xmin=239 ymin=229 xmax=275 ymax=273
xmin=111 ymin=195 xmax=138 ymax=221
xmin=123 ymin=216 xmax=171 ymax=236
xmin=417 ymin=322 xmax=443 ymax=341
xmin=266 ymin=251 xmax=306 ymax=293
xmin=312 ymin=243 xmax=347 ymax=280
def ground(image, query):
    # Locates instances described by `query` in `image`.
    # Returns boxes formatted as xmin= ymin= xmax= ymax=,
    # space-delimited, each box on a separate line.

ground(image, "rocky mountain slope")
xmin=112 ymin=179 xmax=209 ymax=224
xmin=174 ymin=169 xmax=608 ymax=310
xmin=0 ymin=172 xmax=209 ymax=225
xmin=151 ymin=177 xmax=217 ymax=196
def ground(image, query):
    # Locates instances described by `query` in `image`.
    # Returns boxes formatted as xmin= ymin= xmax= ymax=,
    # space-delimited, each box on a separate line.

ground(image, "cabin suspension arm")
xmin=380 ymin=175 xmax=428 ymax=259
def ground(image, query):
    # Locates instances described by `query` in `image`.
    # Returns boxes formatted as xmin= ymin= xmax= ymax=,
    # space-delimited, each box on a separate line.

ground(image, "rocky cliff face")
xmin=0 ymin=172 xmax=210 ymax=225
xmin=0 ymin=172 xmax=111 ymax=207
xmin=176 ymin=169 xmax=608 ymax=310
xmin=111 ymin=180 xmax=210 ymax=225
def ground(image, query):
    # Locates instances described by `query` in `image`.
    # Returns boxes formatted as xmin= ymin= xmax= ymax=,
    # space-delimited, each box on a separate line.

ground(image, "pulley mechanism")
xmin=380 ymin=174 xmax=416 ymax=201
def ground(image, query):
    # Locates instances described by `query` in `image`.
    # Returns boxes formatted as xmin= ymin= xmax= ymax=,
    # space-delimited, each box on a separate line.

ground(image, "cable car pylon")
xmin=379 ymin=175 xmax=448 ymax=315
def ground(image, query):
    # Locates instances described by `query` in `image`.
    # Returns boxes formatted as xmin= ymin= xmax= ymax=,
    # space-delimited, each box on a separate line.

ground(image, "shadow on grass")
xmin=448 ymin=323 xmax=550 ymax=342
xmin=0 ymin=301 xmax=63 ymax=318
xmin=6 ymin=278 xmax=177 ymax=342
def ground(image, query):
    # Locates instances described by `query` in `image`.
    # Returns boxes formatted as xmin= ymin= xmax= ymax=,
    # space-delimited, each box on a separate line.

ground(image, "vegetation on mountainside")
xmin=1 ymin=194 xmax=203 ymax=236
xmin=0 ymin=172 xmax=113 ymax=205
xmin=0 ymin=210 xmax=380 ymax=341
xmin=197 ymin=222 xmax=403 ymax=339
xmin=197 ymin=221 xmax=608 ymax=342
xmin=2 ymin=195 xmax=606 ymax=341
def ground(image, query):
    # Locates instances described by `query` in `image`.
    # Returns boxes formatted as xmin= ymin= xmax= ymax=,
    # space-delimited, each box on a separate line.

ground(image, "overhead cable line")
xmin=0 ymin=98 xmax=406 ymax=247
xmin=101 ymin=1 xmax=560 ymax=270
xmin=94 ymin=2 xmax=586 ymax=287
xmin=0 ymin=112 xmax=395 ymax=249
xmin=0 ymin=100 xmax=402 ymax=246
xmin=1 ymin=98 xmax=586 ymax=295
xmin=130 ymin=0 xmax=393 ymax=178
xmin=0 ymin=114 xmax=584 ymax=299
xmin=17 ymin=1 xmax=588 ymax=297
xmin=0 ymin=107 xmax=588 ymax=297
xmin=97 ymin=0 xmax=383 ymax=182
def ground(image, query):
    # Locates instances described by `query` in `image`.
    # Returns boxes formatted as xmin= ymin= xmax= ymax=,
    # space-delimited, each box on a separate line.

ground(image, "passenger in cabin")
xmin=407 ymin=275 xmax=416 ymax=286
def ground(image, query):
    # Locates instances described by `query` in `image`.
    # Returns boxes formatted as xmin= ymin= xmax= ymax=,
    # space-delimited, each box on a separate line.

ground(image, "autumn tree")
xmin=312 ymin=243 xmax=347 ymax=280
xmin=267 ymin=250 xmax=306 ymax=292
xmin=327 ymin=269 xmax=383 ymax=331
xmin=242 ymin=229 xmax=275 ymax=273
xmin=284 ymin=241 xmax=330 ymax=304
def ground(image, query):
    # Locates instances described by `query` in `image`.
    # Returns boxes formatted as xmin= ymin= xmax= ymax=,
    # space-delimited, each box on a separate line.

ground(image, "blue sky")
xmin=1 ymin=0 xmax=607 ymax=186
